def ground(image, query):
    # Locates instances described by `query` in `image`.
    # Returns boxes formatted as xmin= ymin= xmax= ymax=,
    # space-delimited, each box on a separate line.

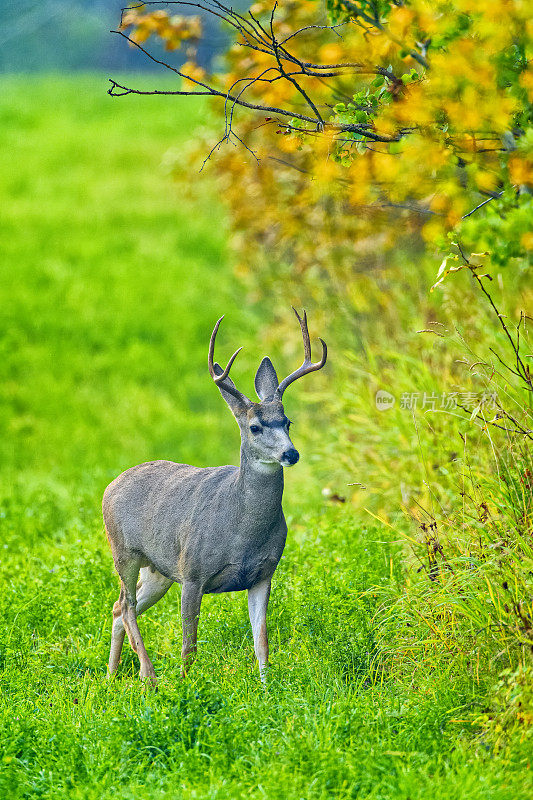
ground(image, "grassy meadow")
xmin=0 ymin=75 xmax=531 ymax=799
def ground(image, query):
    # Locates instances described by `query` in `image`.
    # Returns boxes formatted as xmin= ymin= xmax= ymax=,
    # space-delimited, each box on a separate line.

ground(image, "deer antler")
xmin=276 ymin=308 xmax=327 ymax=398
xmin=208 ymin=316 xmax=252 ymax=406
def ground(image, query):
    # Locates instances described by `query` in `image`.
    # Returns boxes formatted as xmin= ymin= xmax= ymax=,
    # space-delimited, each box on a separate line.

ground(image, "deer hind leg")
xmin=108 ymin=595 xmax=127 ymax=676
xmin=248 ymin=578 xmax=271 ymax=683
xmin=110 ymin=558 xmax=160 ymax=686
xmin=180 ymin=582 xmax=203 ymax=678
xmin=108 ymin=565 xmax=172 ymax=678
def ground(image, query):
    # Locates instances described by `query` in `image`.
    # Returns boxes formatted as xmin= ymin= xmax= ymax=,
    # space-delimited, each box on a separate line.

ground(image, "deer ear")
xmin=254 ymin=357 xmax=279 ymax=401
xmin=213 ymin=363 xmax=246 ymax=414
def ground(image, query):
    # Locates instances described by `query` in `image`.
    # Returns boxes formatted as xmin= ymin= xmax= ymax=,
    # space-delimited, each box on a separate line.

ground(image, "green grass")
xmin=0 ymin=75 xmax=531 ymax=799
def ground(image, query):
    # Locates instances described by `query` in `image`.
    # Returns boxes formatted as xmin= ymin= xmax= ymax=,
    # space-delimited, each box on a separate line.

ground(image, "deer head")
xmin=208 ymin=308 xmax=327 ymax=469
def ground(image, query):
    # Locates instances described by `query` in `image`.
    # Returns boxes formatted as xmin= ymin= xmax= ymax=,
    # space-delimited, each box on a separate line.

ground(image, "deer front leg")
xmin=248 ymin=578 xmax=271 ymax=683
xmin=180 ymin=582 xmax=203 ymax=678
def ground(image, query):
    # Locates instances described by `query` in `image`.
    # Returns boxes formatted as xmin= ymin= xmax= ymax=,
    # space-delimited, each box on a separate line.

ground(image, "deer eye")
xmin=250 ymin=424 xmax=262 ymax=434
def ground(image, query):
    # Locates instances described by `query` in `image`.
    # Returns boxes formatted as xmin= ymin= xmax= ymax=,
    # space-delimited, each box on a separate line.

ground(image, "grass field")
xmin=0 ymin=75 xmax=531 ymax=799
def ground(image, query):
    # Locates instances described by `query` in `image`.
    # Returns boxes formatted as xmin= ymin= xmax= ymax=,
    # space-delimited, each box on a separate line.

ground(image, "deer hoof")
xmin=140 ymin=666 xmax=158 ymax=689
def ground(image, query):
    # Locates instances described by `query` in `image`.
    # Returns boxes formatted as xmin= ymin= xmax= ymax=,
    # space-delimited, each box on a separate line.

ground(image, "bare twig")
xmin=456 ymin=243 xmax=532 ymax=393
xmin=109 ymin=1 xmax=405 ymax=149
xmin=462 ymin=191 xmax=504 ymax=219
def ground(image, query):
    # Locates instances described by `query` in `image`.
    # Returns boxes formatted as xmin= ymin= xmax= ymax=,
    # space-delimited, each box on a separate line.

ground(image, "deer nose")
xmin=282 ymin=448 xmax=299 ymax=465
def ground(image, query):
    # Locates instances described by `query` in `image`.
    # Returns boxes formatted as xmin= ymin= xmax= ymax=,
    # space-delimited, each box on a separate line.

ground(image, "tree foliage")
xmin=113 ymin=0 xmax=532 ymax=278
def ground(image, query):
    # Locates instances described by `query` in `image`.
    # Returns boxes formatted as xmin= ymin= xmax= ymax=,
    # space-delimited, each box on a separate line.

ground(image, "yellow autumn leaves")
xmin=121 ymin=0 xmax=532 ymax=269
xmin=120 ymin=6 xmax=202 ymax=52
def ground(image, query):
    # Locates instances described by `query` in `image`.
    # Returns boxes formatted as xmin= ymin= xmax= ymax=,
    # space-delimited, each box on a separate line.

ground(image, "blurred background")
xmin=0 ymin=2 xmax=264 ymax=484
xmin=0 ymin=0 xmax=235 ymax=70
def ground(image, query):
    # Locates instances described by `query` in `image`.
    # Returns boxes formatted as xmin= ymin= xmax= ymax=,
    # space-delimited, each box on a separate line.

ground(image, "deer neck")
xmin=236 ymin=445 xmax=284 ymax=519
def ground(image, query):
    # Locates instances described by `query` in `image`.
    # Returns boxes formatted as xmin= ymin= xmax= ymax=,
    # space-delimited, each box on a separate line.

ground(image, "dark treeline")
xmin=1 ymin=1 xmax=243 ymax=71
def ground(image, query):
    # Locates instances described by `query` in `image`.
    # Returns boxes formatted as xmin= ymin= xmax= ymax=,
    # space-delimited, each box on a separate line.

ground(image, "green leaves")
xmin=459 ymin=190 xmax=533 ymax=269
xmin=401 ymin=69 xmax=419 ymax=84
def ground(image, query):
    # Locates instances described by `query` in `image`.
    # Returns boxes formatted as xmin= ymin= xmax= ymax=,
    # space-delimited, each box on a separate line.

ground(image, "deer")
xmin=103 ymin=308 xmax=327 ymax=685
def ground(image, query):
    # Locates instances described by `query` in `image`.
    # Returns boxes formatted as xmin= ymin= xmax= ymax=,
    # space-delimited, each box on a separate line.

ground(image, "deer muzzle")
xmin=281 ymin=448 xmax=299 ymax=466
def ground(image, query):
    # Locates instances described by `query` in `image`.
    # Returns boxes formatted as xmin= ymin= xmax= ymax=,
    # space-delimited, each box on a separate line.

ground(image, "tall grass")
xmin=231 ymin=223 xmax=533 ymax=745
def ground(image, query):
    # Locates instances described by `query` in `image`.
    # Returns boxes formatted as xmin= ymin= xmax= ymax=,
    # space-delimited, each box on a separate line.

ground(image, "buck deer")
xmin=103 ymin=309 xmax=327 ymax=684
